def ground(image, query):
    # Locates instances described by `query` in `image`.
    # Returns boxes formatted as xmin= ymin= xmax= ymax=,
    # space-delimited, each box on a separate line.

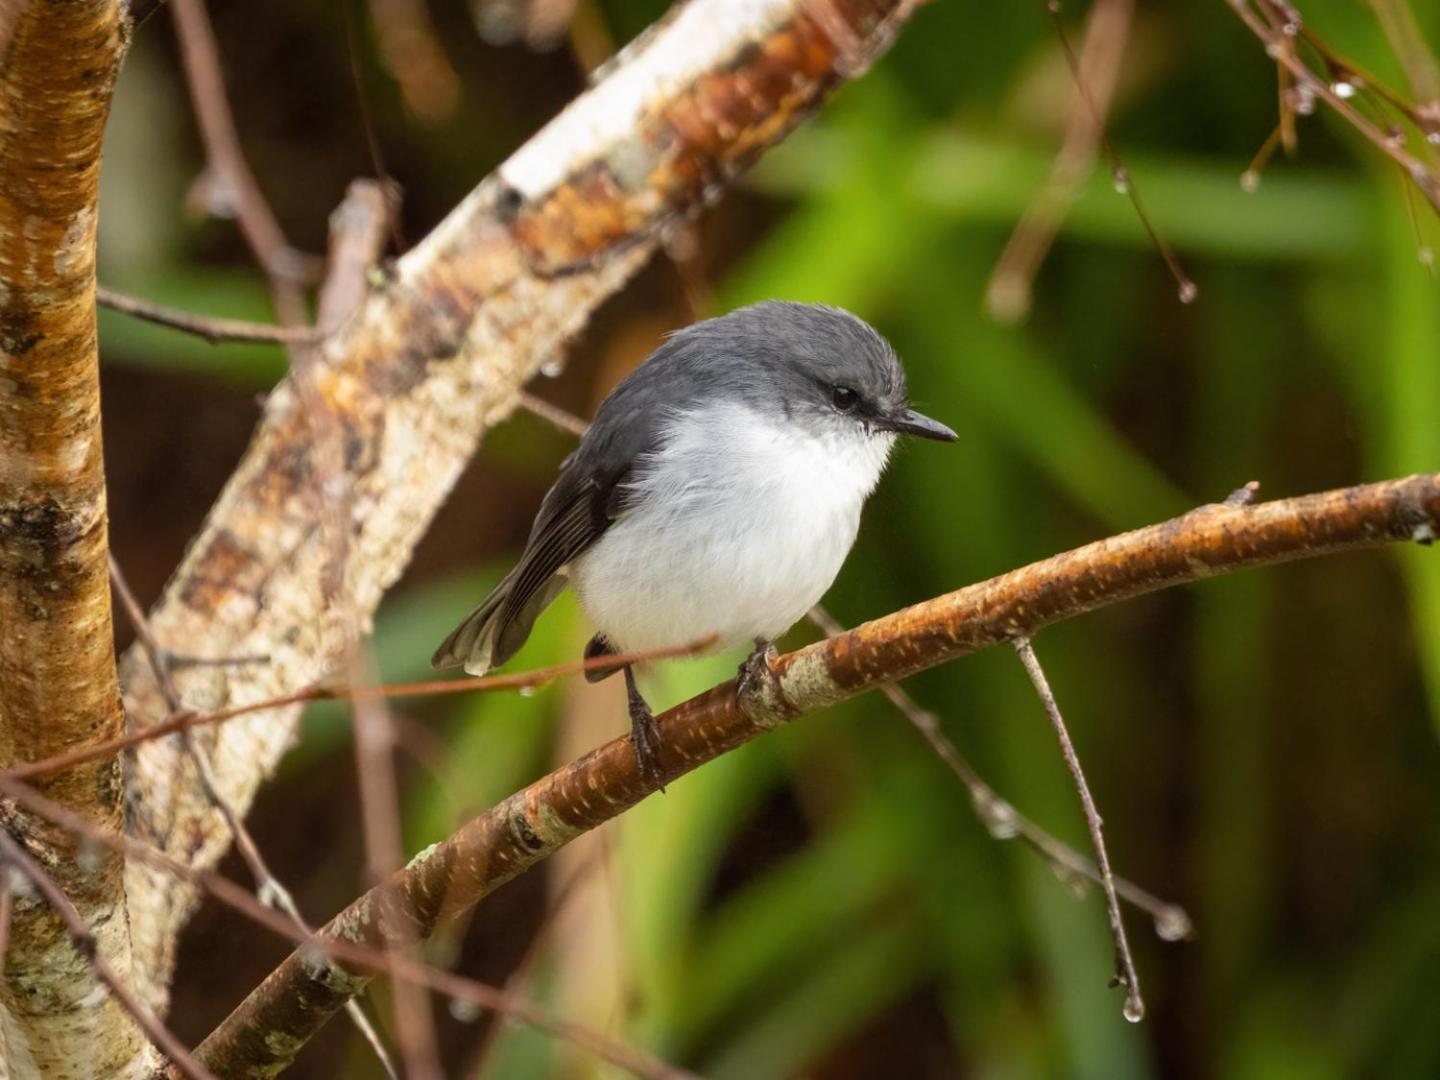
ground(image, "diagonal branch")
xmin=117 ymin=0 xmax=929 ymax=1016
xmin=0 ymin=0 xmax=142 ymax=1070
xmin=191 ymin=475 xmax=1440 ymax=1071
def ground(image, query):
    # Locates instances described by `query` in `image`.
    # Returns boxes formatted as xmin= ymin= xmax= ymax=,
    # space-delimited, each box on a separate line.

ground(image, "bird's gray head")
xmin=658 ymin=301 xmax=957 ymax=445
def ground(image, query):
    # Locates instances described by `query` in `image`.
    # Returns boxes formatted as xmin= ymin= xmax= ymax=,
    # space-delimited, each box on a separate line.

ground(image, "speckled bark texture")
xmin=187 ymin=475 xmax=1440 ymax=1074
xmin=116 ymin=0 xmax=926 ymax=1030
xmin=0 ymin=1 xmax=149 ymax=1075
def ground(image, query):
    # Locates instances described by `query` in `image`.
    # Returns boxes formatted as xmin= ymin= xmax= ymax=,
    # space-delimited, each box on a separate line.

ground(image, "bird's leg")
xmin=623 ymin=664 xmax=665 ymax=791
xmin=736 ymin=638 xmax=782 ymax=710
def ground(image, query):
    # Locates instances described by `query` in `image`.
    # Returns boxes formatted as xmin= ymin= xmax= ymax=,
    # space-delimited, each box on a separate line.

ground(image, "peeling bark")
xmin=0 ymin=0 xmax=145 ymax=1073
xmin=117 ymin=0 xmax=925 ymax=1017
xmin=188 ymin=475 xmax=1440 ymax=1075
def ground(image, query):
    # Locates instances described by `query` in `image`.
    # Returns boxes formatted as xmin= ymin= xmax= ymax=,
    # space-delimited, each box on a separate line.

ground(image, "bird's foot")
xmin=735 ymin=638 xmax=783 ymax=720
xmin=624 ymin=666 xmax=666 ymax=792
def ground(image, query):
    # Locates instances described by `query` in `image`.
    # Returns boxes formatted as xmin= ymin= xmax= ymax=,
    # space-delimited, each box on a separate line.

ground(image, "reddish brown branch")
xmin=191 ymin=475 xmax=1440 ymax=1070
xmin=20 ymin=636 xmax=713 ymax=782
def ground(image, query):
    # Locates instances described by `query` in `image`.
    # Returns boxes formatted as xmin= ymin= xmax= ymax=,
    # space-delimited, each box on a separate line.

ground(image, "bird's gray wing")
xmin=432 ymin=332 xmax=709 ymax=674
xmin=430 ymin=465 xmax=622 ymax=673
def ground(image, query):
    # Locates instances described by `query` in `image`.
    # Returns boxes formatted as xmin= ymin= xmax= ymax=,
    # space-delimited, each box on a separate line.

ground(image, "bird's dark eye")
xmin=831 ymin=386 xmax=859 ymax=412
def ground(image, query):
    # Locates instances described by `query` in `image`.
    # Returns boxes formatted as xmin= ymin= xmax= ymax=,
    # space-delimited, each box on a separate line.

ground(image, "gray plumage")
xmin=432 ymin=301 xmax=953 ymax=681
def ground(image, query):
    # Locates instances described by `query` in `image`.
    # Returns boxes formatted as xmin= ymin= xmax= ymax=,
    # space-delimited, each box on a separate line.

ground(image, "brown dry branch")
xmin=115 ymin=0 xmax=927 ymax=1018
xmin=0 ymin=776 xmax=694 ymax=1080
xmin=189 ymin=475 xmax=1439 ymax=1070
xmin=0 ymin=0 xmax=146 ymax=1070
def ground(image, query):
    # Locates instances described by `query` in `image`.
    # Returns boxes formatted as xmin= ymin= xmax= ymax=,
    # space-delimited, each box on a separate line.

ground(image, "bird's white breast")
xmin=572 ymin=401 xmax=893 ymax=655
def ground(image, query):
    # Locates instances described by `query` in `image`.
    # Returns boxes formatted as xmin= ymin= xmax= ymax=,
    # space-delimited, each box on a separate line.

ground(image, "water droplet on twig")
xmin=1154 ymin=907 xmax=1194 ymax=941
xmin=1240 ymin=170 xmax=1260 ymax=193
xmin=1123 ymin=992 xmax=1146 ymax=1023
xmin=1177 ymin=280 xmax=1198 ymax=304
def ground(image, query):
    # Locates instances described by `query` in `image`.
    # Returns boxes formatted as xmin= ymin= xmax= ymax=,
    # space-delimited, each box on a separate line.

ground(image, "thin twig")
xmin=1013 ymin=636 xmax=1143 ymax=1022
xmin=0 ymin=831 xmax=218 ymax=1079
xmin=107 ymin=556 xmax=402 ymax=1080
xmin=806 ymin=605 xmax=1191 ymax=938
xmin=11 ymin=635 xmax=717 ymax=782
xmin=0 ymin=872 xmax=12 ymax=973
xmin=518 ymin=390 xmax=592 ymax=438
xmin=1227 ymin=0 xmax=1440 ymax=213
xmin=348 ymin=650 xmax=444 ymax=1077
xmin=96 ymin=285 xmax=323 ymax=345
xmin=1048 ymin=0 xmax=1195 ymax=304
xmin=987 ymin=0 xmax=1136 ymax=321
xmin=170 ymin=0 xmax=314 ymax=321
xmin=0 ymin=775 xmax=693 ymax=1080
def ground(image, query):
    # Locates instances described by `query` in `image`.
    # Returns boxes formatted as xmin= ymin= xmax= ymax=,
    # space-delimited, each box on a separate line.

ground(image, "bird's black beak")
xmin=874 ymin=407 xmax=958 ymax=442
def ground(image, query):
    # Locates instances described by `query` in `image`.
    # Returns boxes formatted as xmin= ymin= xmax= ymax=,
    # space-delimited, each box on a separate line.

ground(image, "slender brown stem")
xmin=170 ymin=0 xmax=312 ymax=322
xmin=1227 ymin=0 xmax=1440 ymax=213
xmin=12 ymin=635 xmax=715 ymax=782
xmin=348 ymin=651 xmax=444 ymax=1077
xmin=1014 ymin=637 xmax=1143 ymax=1022
xmin=806 ymin=604 xmax=1191 ymax=937
xmin=96 ymin=285 xmax=323 ymax=345
xmin=0 ymin=831 xmax=217 ymax=1080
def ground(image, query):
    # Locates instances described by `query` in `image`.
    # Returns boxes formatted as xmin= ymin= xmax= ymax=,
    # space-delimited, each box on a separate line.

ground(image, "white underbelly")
xmin=571 ymin=402 xmax=891 ymax=654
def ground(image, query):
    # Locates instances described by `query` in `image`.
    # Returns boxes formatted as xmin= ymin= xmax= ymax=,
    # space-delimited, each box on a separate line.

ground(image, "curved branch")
xmin=0 ymin=0 xmax=142 ymax=1071
xmin=118 ymin=0 xmax=927 ymax=1015
xmin=191 ymin=475 xmax=1440 ymax=1073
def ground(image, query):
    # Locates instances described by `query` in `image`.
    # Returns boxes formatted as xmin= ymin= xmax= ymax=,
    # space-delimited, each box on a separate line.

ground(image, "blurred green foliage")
xmin=97 ymin=0 xmax=1440 ymax=1076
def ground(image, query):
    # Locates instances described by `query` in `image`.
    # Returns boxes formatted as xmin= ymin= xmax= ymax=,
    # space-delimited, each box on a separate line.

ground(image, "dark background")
xmin=96 ymin=1 xmax=1440 ymax=1076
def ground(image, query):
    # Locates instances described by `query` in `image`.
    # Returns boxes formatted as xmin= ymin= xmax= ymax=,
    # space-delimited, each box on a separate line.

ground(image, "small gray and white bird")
xmin=433 ymin=301 xmax=955 ymax=781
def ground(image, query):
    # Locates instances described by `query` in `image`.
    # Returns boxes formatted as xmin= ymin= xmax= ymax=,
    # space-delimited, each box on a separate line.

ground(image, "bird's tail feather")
xmin=431 ymin=569 xmax=569 ymax=675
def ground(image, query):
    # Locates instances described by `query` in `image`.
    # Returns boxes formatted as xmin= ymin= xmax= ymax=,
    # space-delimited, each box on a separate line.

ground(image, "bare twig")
xmin=806 ymin=605 xmax=1191 ymax=937
xmin=1014 ymin=637 xmax=1143 ymax=1022
xmin=348 ymin=651 xmax=443 ymax=1078
xmin=189 ymin=474 xmax=1440 ymax=1065
xmin=95 ymin=285 xmax=323 ymax=345
xmin=1048 ymin=0 xmax=1196 ymax=303
xmin=518 ymin=390 xmax=592 ymax=438
xmin=987 ymin=0 xmax=1136 ymax=321
xmin=170 ymin=0 xmax=313 ymax=320
xmin=19 ymin=635 xmax=717 ymax=782
xmin=1227 ymin=0 xmax=1440 ymax=213
xmin=0 ymin=831 xmax=216 ymax=1080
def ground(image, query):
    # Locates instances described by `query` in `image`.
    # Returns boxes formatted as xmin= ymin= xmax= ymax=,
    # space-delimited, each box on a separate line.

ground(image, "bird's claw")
xmin=630 ymin=701 xmax=666 ymax=792
xmin=736 ymin=639 xmax=782 ymax=713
